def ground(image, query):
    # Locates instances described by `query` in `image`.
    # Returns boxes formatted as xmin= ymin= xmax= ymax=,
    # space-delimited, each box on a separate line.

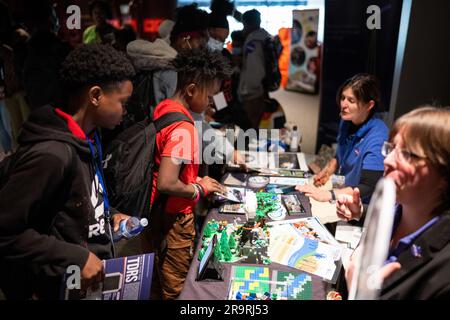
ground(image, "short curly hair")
xmin=60 ymin=44 xmax=135 ymax=97
xmin=172 ymin=48 xmax=232 ymax=92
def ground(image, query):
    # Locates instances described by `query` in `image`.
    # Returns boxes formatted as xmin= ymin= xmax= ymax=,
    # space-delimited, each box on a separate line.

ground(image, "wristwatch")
xmin=329 ymin=190 xmax=336 ymax=204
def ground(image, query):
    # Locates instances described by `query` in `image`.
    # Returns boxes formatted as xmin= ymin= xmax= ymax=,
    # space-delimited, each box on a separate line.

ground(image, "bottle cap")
xmin=140 ymin=218 xmax=149 ymax=227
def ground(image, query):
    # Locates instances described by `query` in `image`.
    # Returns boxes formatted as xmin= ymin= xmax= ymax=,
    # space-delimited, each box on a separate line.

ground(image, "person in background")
xmin=158 ymin=19 xmax=175 ymax=44
xmin=207 ymin=0 xmax=233 ymax=52
xmin=226 ymin=30 xmax=253 ymax=131
xmin=340 ymin=106 xmax=450 ymax=299
xmin=0 ymin=0 xmax=15 ymax=154
xmin=145 ymin=48 xmax=231 ymax=300
xmin=22 ymin=0 xmax=72 ymax=110
xmin=297 ymin=74 xmax=388 ymax=204
xmin=169 ymin=3 xmax=242 ymax=167
xmin=0 ymin=44 xmax=135 ymax=299
xmin=0 ymin=2 xmax=31 ymax=153
xmin=170 ymin=3 xmax=209 ymax=52
xmin=238 ymin=9 xmax=271 ymax=129
xmin=125 ymin=38 xmax=178 ymax=122
xmin=207 ymin=0 xmax=243 ymax=127
xmin=112 ymin=25 xmax=136 ymax=52
xmin=83 ymin=0 xmax=116 ymax=45
xmin=230 ymin=30 xmax=245 ymax=69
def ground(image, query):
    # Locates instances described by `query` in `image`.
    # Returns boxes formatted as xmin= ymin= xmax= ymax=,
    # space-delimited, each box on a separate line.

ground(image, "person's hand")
xmin=81 ymin=252 xmax=104 ymax=290
xmin=296 ymin=184 xmax=332 ymax=202
xmin=198 ymin=176 xmax=226 ymax=195
xmin=233 ymin=150 xmax=245 ymax=165
xmin=112 ymin=213 xmax=131 ymax=232
xmin=314 ymin=168 xmax=331 ymax=186
xmin=336 ymin=187 xmax=363 ymax=221
xmin=345 ymin=247 xmax=401 ymax=292
xmin=233 ymin=150 xmax=251 ymax=172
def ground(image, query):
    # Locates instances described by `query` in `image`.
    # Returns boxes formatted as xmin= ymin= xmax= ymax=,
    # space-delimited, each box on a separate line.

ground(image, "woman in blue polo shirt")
xmin=297 ymin=74 xmax=388 ymax=203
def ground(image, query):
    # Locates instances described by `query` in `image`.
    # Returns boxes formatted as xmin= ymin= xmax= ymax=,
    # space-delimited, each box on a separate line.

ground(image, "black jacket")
xmin=0 ymin=105 xmax=113 ymax=299
xmin=380 ymin=211 xmax=450 ymax=299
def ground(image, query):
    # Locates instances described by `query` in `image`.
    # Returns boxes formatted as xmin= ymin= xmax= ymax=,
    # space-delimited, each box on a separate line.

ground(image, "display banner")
xmin=286 ymin=9 xmax=320 ymax=93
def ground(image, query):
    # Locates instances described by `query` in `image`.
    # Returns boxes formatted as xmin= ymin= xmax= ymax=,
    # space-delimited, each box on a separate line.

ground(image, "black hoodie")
xmin=0 ymin=105 xmax=114 ymax=299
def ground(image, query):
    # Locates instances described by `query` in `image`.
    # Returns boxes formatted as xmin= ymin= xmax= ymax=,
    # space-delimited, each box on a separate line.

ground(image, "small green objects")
xmin=220 ymin=232 xmax=233 ymax=263
xmin=228 ymin=232 xmax=237 ymax=250
xmin=214 ymin=239 xmax=223 ymax=261
xmin=220 ymin=232 xmax=229 ymax=253
xmin=271 ymin=293 xmax=277 ymax=300
xmin=254 ymin=239 xmax=267 ymax=248
xmin=203 ymin=223 xmax=213 ymax=238
xmin=198 ymin=247 xmax=206 ymax=261
xmin=210 ymin=220 xmax=219 ymax=231
xmin=262 ymin=257 xmax=271 ymax=265
xmin=255 ymin=192 xmax=280 ymax=220
xmin=223 ymin=247 xmax=233 ymax=261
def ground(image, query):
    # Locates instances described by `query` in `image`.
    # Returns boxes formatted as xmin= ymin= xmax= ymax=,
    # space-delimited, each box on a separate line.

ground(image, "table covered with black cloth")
xmin=179 ymin=190 xmax=328 ymax=300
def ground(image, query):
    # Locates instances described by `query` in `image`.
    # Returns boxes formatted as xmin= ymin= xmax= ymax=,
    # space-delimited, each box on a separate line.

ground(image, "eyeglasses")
xmin=381 ymin=141 xmax=425 ymax=162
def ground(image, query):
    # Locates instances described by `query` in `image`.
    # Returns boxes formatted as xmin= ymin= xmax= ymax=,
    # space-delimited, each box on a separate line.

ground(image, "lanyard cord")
xmin=87 ymin=131 xmax=116 ymax=257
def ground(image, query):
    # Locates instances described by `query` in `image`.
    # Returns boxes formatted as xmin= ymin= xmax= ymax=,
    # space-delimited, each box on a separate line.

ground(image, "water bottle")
xmin=113 ymin=217 xmax=148 ymax=242
xmin=290 ymin=125 xmax=300 ymax=152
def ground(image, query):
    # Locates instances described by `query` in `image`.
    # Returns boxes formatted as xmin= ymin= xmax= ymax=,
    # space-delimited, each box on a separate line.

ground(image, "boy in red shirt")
xmin=148 ymin=48 xmax=232 ymax=299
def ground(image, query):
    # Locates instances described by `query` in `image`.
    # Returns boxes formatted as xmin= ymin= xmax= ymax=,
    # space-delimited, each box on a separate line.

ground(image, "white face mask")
xmin=207 ymin=37 xmax=224 ymax=51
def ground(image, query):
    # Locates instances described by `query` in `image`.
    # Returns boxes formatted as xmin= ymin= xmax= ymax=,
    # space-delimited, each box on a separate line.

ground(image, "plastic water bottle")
xmin=113 ymin=217 xmax=148 ymax=242
xmin=290 ymin=125 xmax=300 ymax=152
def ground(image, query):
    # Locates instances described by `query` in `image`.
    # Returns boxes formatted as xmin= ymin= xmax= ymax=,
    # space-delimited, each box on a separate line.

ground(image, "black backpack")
xmin=261 ymin=36 xmax=282 ymax=92
xmin=102 ymin=112 xmax=193 ymax=219
xmin=123 ymin=71 xmax=156 ymax=127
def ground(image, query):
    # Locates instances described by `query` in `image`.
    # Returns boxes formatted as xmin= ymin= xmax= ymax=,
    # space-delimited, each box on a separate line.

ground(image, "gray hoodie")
xmin=238 ymin=28 xmax=271 ymax=100
xmin=127 ymin=39 xmax=178 ymax=105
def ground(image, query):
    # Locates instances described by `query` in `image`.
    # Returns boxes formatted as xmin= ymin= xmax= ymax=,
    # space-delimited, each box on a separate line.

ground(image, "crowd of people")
xmin=0 ymin=0 xmax=449 ymax=300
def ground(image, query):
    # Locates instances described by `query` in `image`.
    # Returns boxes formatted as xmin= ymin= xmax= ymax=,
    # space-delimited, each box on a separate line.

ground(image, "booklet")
xmin=62 ymin=253 xmax=154 ymax=300
xmin=281 ymin=194 xmax=307 ymax=215
xmin=214 ymin=187 xmax=245 ymax=203
xmin=219 ymin=203 xmax=247 ymax=214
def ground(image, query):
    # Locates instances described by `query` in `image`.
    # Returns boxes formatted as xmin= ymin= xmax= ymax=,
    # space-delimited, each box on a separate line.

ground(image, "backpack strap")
xmin=153 ymin=112 xmax=194 ymax=173
xmin=150 ymin=112 xmax=193 ymax=222
xmin=154 ymin=112 xmax=193 ymax=133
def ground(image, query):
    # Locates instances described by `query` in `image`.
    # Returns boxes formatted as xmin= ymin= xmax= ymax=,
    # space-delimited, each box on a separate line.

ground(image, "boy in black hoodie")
xmin=0 ymin=44 xmax=135 ymax=299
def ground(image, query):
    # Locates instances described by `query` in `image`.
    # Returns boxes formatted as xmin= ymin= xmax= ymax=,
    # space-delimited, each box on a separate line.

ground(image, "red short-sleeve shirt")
xmin=150 ymin=99 xmax=199 ymax=214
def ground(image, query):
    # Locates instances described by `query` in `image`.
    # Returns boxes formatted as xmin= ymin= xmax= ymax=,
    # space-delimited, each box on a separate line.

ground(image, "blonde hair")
xmin=390 ymin=106 xmax=450 ymax=205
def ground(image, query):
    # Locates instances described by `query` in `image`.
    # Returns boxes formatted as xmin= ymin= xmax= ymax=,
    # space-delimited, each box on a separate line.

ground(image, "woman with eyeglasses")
xmin=297 ymin=74 xmax=388 ymax=204
xmin=338 ymin=106 xmax=450 ymax=299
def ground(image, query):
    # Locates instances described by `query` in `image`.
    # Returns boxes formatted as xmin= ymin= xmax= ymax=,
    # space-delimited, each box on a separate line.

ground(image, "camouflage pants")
xmin=142 ymin=211 xmax=195 ymax=300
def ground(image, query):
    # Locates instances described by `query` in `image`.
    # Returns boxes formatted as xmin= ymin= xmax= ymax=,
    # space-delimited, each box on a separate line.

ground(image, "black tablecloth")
xmin=179 ymin=190 xmax=328 ymax=300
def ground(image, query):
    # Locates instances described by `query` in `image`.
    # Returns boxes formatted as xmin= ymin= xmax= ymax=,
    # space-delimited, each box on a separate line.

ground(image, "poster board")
xmin=286 ymin=9 xmax=320 ymax=93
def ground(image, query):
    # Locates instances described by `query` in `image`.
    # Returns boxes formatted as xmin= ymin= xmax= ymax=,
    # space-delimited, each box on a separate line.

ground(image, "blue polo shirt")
xmin=336 ymin=114 xmax=388 ymax=189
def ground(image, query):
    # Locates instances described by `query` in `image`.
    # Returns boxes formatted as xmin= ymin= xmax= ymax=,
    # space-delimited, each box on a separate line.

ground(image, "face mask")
xmin=207 ymin=37 xmax=224 ymax=51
